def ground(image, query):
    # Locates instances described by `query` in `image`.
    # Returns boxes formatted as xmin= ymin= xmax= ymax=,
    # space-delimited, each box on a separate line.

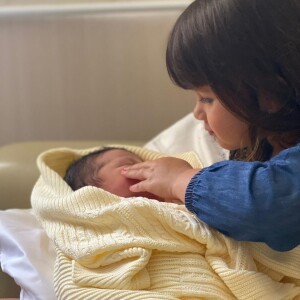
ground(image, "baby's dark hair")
xmin=64 ymin=147 xmax=126 ymax=191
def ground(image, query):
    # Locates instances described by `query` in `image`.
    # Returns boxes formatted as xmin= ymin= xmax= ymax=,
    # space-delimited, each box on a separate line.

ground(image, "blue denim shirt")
xmin=185 ymin=143 xmax=300 ymax=251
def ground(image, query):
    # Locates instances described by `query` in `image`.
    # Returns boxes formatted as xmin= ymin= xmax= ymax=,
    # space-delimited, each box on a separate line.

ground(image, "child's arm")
xmin=184 ymin=157 xmax=300 ymax=251
xmin=123 ymin=148 xmax=300 ymax=252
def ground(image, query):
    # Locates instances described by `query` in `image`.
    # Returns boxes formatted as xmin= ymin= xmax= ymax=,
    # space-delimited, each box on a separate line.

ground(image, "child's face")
xmin=95 ymin=149 xmax=161 ymax=200
xmin=193 ymin=85 xmax=250 ymax=150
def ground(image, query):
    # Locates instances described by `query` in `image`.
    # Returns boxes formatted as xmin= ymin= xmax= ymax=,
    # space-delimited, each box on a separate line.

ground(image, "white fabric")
xmin=145 ymin=113 xmax=229 ymax=166
xmin=0 ymin=113 xmax=227 ymax=299
xmin=0 ymin=209 xmax=56 ymax=300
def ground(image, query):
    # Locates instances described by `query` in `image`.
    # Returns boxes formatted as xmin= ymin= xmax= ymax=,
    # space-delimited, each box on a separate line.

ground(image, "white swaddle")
xmin=31 ymin=145 xmax=300 ymax=300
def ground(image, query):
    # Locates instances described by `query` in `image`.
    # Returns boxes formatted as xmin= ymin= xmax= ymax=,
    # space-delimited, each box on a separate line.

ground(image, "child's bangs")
xmin=166 ymin=8 xmax=210 ymax=90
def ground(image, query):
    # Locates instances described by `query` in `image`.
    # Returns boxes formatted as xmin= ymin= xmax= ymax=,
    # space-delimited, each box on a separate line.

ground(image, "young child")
xmin=64 ymin=147 xmax=163 ymax=201
xmin=122 ymin=0 xmax=300 ymax=251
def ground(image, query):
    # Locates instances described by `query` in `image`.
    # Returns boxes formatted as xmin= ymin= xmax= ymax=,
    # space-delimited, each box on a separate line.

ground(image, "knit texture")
xmin=31 ymin=145 xmax=300 ymax=300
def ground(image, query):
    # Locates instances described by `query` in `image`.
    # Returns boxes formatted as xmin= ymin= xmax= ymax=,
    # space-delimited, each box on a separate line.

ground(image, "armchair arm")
xmin=0 ymin=140 xmax=143 ymax=209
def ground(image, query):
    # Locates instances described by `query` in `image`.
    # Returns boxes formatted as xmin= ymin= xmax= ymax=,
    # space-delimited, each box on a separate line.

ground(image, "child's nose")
xmin=193 ymin=102 xmax=205 ymax=120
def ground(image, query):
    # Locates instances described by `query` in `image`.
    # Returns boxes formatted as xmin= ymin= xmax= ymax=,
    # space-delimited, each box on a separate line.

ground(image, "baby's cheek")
xmin=115 ymin=177 xmax=138 ymax=197
xmin=116 ymin=176 xmax=159 ymax=200
xmin=124 ymin=178 xmax=161 ymax=201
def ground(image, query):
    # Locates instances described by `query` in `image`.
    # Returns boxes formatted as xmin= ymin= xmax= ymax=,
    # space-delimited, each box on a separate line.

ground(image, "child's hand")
xmin=121 ymin=157 xmax=200 ymax=202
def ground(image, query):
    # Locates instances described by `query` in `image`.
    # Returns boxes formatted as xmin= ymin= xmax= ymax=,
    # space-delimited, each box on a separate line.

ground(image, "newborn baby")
xmin=64 ymin=147 xmax=162 ymax=200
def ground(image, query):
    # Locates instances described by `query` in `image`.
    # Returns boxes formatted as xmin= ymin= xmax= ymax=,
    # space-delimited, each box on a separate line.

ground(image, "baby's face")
xmin=95 ymin=149 xmax=160 ymax=200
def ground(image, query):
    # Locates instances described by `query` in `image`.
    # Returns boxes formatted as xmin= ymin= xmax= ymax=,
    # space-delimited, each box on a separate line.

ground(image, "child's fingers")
xmin=129 ymin=182 xmax=145 ymax=193
xmin=121 ymin=162 xmax=151 ymax=179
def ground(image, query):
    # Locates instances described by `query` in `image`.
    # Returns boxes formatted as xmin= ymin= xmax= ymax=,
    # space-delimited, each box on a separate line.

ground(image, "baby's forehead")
xmin=96 ymin=148 xmax=142 ymax=163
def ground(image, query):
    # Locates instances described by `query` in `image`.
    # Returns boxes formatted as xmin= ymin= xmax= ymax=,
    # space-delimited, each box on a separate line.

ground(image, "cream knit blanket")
xmin=31 ymin=145 xmax=300 ymax=300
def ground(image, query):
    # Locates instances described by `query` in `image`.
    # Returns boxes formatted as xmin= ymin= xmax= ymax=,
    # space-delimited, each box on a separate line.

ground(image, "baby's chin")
xmin=117 ymin=189 xmax=159 ymax=200
xmin=133 ymin=191 xmax=164 ymax=202
xmin=124 ymin=191 xmax=181 ymax=204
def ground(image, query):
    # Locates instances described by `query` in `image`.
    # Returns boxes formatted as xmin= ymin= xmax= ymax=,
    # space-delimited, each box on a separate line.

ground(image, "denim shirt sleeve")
xmin=185 ymin=144 xmax=300 ymax=251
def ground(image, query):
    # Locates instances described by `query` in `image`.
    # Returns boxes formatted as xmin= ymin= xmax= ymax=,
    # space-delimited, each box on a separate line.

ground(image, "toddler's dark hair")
xmin=166 ymin=0 xmax=300 ymax=161
xmin=64 ymin=147 xmax=125 ymax=191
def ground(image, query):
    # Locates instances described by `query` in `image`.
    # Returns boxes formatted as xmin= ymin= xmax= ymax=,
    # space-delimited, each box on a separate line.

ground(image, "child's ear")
xmin=259 ymin=95 xmax=282 ymax=113
xmin=265 ymin=101 xmax=281 ymax=113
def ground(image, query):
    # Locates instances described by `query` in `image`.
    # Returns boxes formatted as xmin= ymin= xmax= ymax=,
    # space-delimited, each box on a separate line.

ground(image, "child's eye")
xmin=200 ymin=97 xmax=213 ymax=104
